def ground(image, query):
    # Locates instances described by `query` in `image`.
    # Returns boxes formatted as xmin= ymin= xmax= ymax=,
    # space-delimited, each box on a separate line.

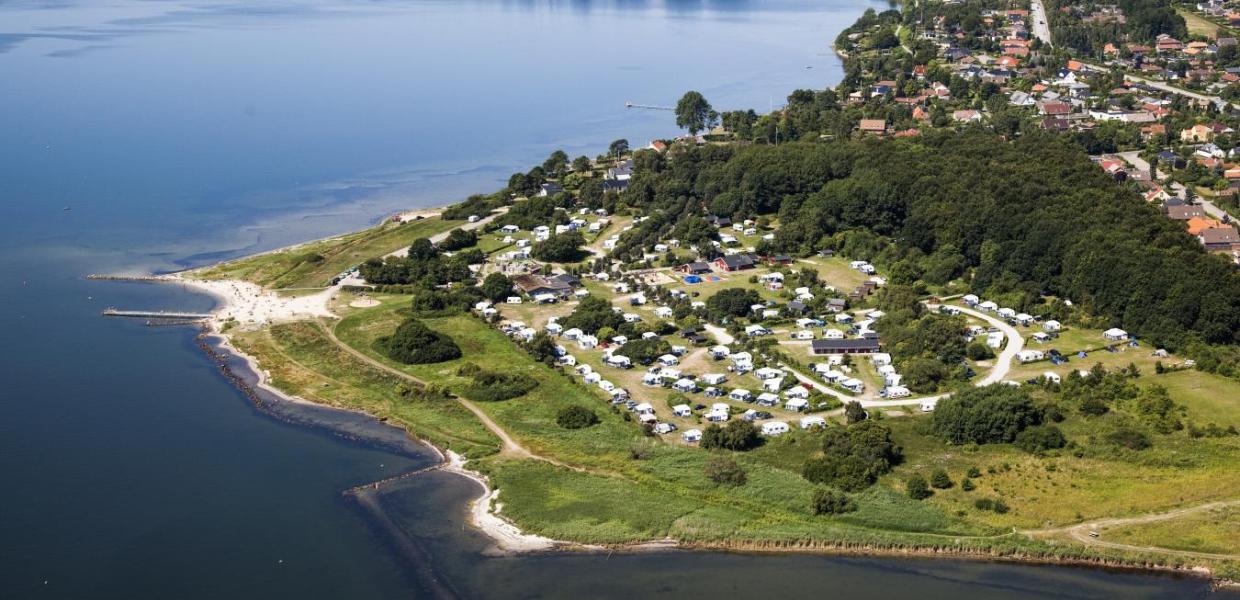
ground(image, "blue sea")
xmin=0 ymin=0 xmax=1229 ymax=597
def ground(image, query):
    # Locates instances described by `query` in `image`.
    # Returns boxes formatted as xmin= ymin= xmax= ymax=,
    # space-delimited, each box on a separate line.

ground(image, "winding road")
xmin=780 ymin=301 xmax=1026 ymax=410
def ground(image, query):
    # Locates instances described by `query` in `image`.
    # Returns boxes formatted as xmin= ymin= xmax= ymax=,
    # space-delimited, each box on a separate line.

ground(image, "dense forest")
xmin=611 ymin=131 xmax=1240 ymax=353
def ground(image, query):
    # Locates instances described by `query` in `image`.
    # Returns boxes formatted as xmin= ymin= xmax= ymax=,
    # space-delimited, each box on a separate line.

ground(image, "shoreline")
xmin=109 ymin=217 xmax=1237 ymax=585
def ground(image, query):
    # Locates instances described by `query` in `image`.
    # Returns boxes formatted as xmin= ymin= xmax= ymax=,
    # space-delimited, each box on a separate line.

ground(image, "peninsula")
xmin=136 ymin=0 xmax=1240 ymax=585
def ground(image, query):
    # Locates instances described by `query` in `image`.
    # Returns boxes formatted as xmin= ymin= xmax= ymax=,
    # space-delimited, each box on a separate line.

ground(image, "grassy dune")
xmin=194 ymin=217 xmax=460 ymax=288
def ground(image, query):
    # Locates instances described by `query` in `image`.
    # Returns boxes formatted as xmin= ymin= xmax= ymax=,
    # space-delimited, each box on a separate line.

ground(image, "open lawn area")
xmin=1178 ymin=8 xmax=1222 ymax=38
xmin=195 ymin=217 xmax=460 ymax=288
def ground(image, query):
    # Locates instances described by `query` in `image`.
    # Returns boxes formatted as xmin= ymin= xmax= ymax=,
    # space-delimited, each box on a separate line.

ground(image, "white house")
xmin=672 ymin=404 xmax=693 ymax=417
xmin=761 ymin=421 xmax=790 ymax=436
xmin=755 ymin=367 xmax=783 ymax=380
xmin=1043 ymin=320 xmax=1061 ymax=332
xmin=1103 ymin=328 xmax=1129 ymax=341
xmin=702 ymin=373 xmax=728 ymax=386
xmin=729 ymin=389 xmax=753 ymax=402
xmin=673 ymin=378 xmax=697 ymax=393
xmin=800 ymin=415 xmax=828 ymax=429
xmin=784 ymin=385 xmax=810 ymax=400
xmin=745 ymin=324 xmax=771 ymax=337
xmin=682 ymin=429 xmax=703 ymax=443
xmin=986 ymin=331 xmax=1005 ymax=349
xmin=1017 ymin=349 xmax=1045 ymax=363
xmin=785 ymin=398 xmax=809 ymax=412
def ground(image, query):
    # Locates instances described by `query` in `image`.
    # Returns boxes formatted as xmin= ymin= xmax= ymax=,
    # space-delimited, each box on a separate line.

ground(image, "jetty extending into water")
xmin=86 ymin=274 xmax=167 ymax=282
xmin=102 ymin=308 xmax=213 ymax=319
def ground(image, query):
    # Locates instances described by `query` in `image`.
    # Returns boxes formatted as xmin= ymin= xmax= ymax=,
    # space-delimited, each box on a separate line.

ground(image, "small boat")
xmin=63 ymin=206 xmax=71 ymax=211
xmin=805 ymin=65 xmax=813 ymax=69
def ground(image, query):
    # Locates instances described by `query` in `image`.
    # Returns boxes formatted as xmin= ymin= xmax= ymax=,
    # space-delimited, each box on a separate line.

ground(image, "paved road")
xmin=703 ymin=323 xmax=735 ymax=345
xmin=1029 ymin=0 xmax=1052 ymax=46
xmin=1199 ymin=197 xmax=1236 ymax=222
xmin=781 ymin=301 xmax=1026 ymax=410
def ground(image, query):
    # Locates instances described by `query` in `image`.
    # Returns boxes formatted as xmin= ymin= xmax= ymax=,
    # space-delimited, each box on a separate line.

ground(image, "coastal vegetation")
xmin=379 ymin=318 xmax=462 ymax=364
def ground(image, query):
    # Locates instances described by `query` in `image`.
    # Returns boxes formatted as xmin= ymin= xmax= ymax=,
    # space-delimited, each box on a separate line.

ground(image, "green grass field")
xmin=231 ymin=320 xmax=500 ymax=457
xmin=194 ymin=217 xmax=460 ymax=288
xmin=228 ymin=281 xmax=1240 ymax=570
xmin=1104 ymin=504 xmax=1240 ymax=555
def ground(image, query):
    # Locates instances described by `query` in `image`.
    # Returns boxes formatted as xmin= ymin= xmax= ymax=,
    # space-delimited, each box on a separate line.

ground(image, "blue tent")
xmin=684 ymin=275 xmax=702 ymax=284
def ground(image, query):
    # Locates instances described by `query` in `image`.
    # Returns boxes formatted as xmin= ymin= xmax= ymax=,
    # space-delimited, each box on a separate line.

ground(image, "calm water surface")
xmin=0 ymin=0 xmax=1231 ymax=598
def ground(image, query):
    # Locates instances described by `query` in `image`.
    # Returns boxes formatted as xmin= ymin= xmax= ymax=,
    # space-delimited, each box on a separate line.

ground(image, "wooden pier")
xmin=102 ymin=308 xmax=213 ymax=319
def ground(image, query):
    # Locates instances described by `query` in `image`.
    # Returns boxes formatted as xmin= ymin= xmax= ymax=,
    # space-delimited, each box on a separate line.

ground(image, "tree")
xmin=572 ymin=155 xmax=591 ymax=173
xmin=844 ymin=401 xmax=867 ymax=424
xmin=561 ymin=296 xmax=625 ymax=334
xmin=802 ymin=422 xmax=901 ymax=491
xmin=381 ymin=318 xmax=462 ymax=364
xmin=556 ymin=405 xmax=599 ymax=429
xmin=966 ymin=341 xmax=996 ymax=361
xmin=930 ymin=468 xmax=953 ymax=489
xmin=906 ymin=474 xmax=932 ymax=499
xmin=675 ymin=91 xmax=716 ymax=135
xmin=619 ymin=337 xmax=671 ymax=365
xmin=480 ymin=273 xmax=513 ymax=302
xmin=930 ymin=385 xmax=1041 ymax=445
xmin=407 ymin=238 xmax=439 ymax=261
xmin=609 ymin=138 xmax=630 ymax=158
xmin=542 ymin=150 xmax=569 ymax=176
xmin=1106 ymin=426 xmax=1152 ymax=450
xmin=704 ymin=456 xmax=748 ymax=486
xmin=701 ymin=420 xmax=762 ymax=451
xmin=811 ymin=488 xmax=857 ymax=515
xmin=531 ymin=232 xmax=587 ymax=263
xmin=438 ymin=228 xmax=478 ymax=251
xmin=706 ymin=287 xmax=762 ymax=320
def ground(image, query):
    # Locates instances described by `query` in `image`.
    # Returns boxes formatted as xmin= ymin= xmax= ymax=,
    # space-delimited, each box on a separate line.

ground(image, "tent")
xmin=684 ymin=275 xmax=702 ymax=283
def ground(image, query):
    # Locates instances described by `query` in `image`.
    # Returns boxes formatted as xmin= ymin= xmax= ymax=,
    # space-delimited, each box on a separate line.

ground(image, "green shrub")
xmin=458 ymin=363 xmax=538 ymax=401
xmin=701 ymin=420 xmax=762 ymax=451
xmin=1106 ymin=426 xmax=1152 ymax=450
xmin=555 ymin=405 xmax=600 ymax=429
xmin=906 ymin=474 xmax=932 ymax=500
xmin=1014 ymin=425 xmax=1067 ymax=454
xmin=811 ymin=488 xmax=857 ymax=515
xmin=704 ymin=457 xmax=748 ymax=487
xmin=930 ymin=468 xmax=953 ymax=489
xmin=930 ymin=385 xmax=1041 ymax=444
xmin=380 ymin=318 xmax=461 ymax=364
